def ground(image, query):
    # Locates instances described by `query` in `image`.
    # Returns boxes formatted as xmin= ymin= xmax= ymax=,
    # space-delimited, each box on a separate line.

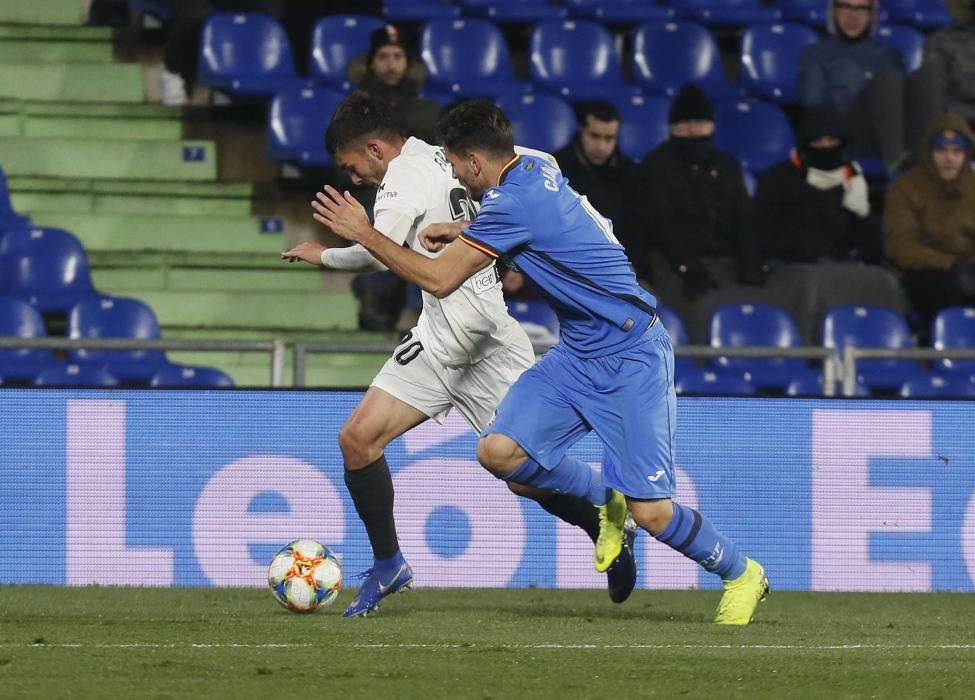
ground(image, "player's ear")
xmin=365 ymin=139 xmax=384 ymax=162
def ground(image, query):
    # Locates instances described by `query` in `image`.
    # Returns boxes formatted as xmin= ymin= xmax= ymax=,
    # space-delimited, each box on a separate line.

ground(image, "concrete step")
xmin=0 ymin=0 xmax=86 ymax=26
xmin=0 ymin=62 xmax=143 ymax=102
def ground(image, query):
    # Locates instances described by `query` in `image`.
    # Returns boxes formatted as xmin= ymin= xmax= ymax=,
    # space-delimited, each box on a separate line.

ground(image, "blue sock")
xmin=505 ymin=455 xmax=609 ymax=506
xmin=373 ymin=551 xmax=406 ymax=578
xmin=655 ymin=502 xmax=747 ymax=580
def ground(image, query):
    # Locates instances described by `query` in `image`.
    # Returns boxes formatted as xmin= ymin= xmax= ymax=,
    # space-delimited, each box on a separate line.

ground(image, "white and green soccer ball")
xmin=267 ymin=539 xmax=342 ymax=613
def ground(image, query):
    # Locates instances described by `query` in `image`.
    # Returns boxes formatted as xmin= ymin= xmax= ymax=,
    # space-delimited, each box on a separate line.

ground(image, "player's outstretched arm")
xmin=280 ymin=240 xmax=327 ymax=267
xmin=313 ymin=185 xmax=492 ymax=298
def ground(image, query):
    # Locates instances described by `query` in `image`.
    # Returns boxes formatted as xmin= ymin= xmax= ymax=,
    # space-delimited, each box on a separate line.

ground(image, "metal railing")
xmin=841 ymin=347 xmax=975 ymax=397
xmin=0 ymin=337 xmax=287 ymax=387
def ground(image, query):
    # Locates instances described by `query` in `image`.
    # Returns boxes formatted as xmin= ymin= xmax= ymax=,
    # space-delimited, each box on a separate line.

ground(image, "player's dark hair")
xmin=435 ymin=99 xmax=515 ymax=158
xmin=576 ymin=100 xmax=620 ymax=126
xmin=325 ymin=92 xmax=402 ymax=157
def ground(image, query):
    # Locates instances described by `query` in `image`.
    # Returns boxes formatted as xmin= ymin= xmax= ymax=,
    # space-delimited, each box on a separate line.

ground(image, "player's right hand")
xmin=419 ymin=222 xmax=466 ymax=252
xmin=281 ymin=241 xmax=326 ymax=267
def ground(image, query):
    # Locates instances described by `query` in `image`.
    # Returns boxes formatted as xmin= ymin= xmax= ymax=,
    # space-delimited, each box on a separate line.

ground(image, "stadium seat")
xmin=875 ymin=24 xmax=924 ymax=72
xmin=565 ymin=0 xmax=676 ymax=22
xmin=384 ymin=0 xmax=461 ymax=20
xmin=496 ymin=94 xmax=576 ymax=153
xmin=267 ymin=86 xmax=345 ymax=167
xmin=786 ymin=373 xmax=868 ymax=396
xmin=198 ymin=13 xmax=301 ymax=98
xmin=616 ymin=95 xmax=671 ymax=160
xmin=33 ymin=362 xmax=120 ymax=387
xmin=882 ymin=0 xmax=950 ymax=29
xmin=632 ymin=21 xmax=739 ymax=98
xmin=0 ymin=227 xmax=97 ymax=314
xmin=777 ymin=0 xmax=828 ymax=25
xmin=530 ymin=20 xmax=641 ymax=101
xmin=739 ymin=23 xmax=820 ymax=103
xmin=714 ymin=100 xmax=794 ymax=174
xmin=673 ymin=0 xmax=781 ymax=26
xmin=508 ymin=300 xmax=559 ymax=347
xmin=656 ymin=303 xmax=697 ymax=379
xmin=822 ymin=305 xmax=924 ymax=390
xmin=150 ymin=364 xmax=236 ymax=388
xmin=458 ymin=0 xmax=567 ymax=21
xmin=310 ymin=15 xmax=386 ymax=91
xmin=900 ymin=374 xmax=975 ymax=399
xmin=676 ymin=369 xmax=756 ymax=395
xmin=0 ymin=295 xmax=52 ymax=382
xmin=709 ymin=303 xmax=815 ymax=389
xmin=932 ymin=307 xmax=975 ymax=376
xmin=67 ymin=296 xmax=167 ymax=382
xmin=420 ymin=19 xmax=530 ymax=99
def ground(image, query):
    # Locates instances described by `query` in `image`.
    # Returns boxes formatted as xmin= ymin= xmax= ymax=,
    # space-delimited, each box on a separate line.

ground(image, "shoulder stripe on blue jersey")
xmin=458 ymin=233 xmax=500 ymax=259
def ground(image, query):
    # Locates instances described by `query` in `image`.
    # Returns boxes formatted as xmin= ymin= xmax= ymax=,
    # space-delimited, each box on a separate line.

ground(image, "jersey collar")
xmin=497 ymin=154 xmax=520 ymax=186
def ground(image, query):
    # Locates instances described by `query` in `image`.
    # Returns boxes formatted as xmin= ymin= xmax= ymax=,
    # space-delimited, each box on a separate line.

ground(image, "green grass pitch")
xmin=0 ymin=586 xmax=973 ymax=698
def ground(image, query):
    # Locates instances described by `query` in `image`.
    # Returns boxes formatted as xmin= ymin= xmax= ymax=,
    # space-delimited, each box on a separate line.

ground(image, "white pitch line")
xmin=4 ymin=643 xmax=975 ymax=651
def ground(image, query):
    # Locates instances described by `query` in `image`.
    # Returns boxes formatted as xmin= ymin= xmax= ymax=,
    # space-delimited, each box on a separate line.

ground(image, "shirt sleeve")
xmin=459 ymin=187 xmax=531 ymax=257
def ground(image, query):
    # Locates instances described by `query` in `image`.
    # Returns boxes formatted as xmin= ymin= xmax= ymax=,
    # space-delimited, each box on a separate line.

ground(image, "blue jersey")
xmin=459 ymin=154 xmax=657 ymax=356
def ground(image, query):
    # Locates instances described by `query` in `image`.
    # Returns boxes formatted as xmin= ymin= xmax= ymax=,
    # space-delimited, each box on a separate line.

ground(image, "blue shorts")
xmin=483 ymin=321 xmax=677 ymax=500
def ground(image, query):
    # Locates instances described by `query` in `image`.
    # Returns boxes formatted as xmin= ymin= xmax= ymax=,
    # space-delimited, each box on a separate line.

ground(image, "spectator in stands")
xmin=885 ymin=113 xmax=975 ymax=328
xmin=797 ymin=0 xmax=914 ymax=175
xmin=924 ymin=0 xmax=975 ymax=128
xmin=157 ymin=0 xmax=283 ymax=106
xmin=554 ymin=101 xmax=640 ymax=256
xmin=347 ymin=24 xmax=441 ymax=143
xmin=754 ymin=107 xmax=882 ymax=265
xmin=632 ymin=84 xmax=767 ymax=301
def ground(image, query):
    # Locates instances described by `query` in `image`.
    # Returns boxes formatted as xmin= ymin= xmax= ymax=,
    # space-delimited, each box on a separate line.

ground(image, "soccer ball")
xmin=267 ymin=539 xmax=342 ymax=613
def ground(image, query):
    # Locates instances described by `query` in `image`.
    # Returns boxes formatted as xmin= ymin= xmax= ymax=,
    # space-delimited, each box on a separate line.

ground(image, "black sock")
xmin=537 ymin=493 xmax=600 ymax=543
xmin=344 ymin=455 xmax=400 ymax=560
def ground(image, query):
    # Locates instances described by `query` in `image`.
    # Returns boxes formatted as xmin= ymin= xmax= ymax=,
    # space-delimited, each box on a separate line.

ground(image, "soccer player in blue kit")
xmin=313 ymin=100 xmax=769 ymax=624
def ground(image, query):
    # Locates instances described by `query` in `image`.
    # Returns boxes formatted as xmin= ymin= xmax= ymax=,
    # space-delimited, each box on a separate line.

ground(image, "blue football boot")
xmin=606 ymin=516 xmax=638 ymax=604
xmin=343 ymin=553 xmax=414 ymax=618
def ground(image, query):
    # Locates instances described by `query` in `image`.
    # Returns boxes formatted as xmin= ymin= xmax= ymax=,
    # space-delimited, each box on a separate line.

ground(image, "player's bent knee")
xmin=338 ymin=420 xmax=382 ymax=468
xmin=476 ymin=433 xmax=523 ymax=478
xmin=628 ymin=498 xmax=674 ymax=537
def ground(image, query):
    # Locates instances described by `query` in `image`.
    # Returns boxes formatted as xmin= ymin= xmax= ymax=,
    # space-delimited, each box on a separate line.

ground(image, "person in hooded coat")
xmin=924 ymin=0 xmax=975 ymax=128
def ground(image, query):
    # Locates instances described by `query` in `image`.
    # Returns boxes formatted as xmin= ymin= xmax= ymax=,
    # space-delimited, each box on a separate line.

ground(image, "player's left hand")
xmin=311 ymin=185 xmax=370 ymax=243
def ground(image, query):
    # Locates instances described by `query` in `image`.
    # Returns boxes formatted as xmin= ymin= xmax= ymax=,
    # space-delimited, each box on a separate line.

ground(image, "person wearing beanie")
xmin=924 ymin=0 xmax=975 ymax=128
xmin=753 ymin=106 xmax=882 ymax=265
xmin=631 ymin=84 xmax=767 ymax=340
xmin=798 ymin=0 xmax=920 ymax=175
xmin=885 ymin=112 xmax=975 ymax=330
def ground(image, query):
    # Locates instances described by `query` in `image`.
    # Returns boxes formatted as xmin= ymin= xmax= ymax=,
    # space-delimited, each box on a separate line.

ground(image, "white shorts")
xmin=370 ymin=328 xmax=534 ymax=432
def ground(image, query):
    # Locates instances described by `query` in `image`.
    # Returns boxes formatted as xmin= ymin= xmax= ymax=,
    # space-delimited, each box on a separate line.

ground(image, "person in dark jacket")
xmin=554 ymin=101 xmax=640 ymax=257
xmin=924 ymin=0 xmax=975 ymax=128
xmin=798 ymin=0 xmax=910 ymax=174
xmin=633 ymin=84 xmax=766 ymax=302
xmin=754 ymin=107 xmax=882 ymax=264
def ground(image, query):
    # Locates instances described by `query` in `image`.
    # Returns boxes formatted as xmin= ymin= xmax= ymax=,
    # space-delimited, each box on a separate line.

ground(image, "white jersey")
xmin=375 ymin=137 xmax=527 ymax=368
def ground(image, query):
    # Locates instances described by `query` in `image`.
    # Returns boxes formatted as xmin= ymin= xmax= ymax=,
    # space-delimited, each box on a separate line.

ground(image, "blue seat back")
xmin=900 ymin=375 xmax=975 ymax=398
xmin=883 ymin=0 xmax=950 ymax=28
xmin=616 ymin=95 xmax=671 ymax=160
xmin=68 ymin=296 xmax=166 ymax=380
xmin=740 ymin=23 xmax=819 ymax=102
xmin=714 ymin=99 xmax=794 ymax=173
xmin=778 ymin=0 xmax=828 ymax=25
xmin=530 ymin=20 xmax=626 ymax=92
xmin=268 ymin=86 xmax=345 ymax=165
xmin=676 ymin=370 xmax=756 ymax=395
xmin=384 ymin=0 xmax=461 ymax=20
xmin=0 ymin=295 xmax=52 ymax=380
xmin=0 ymin=227 xmax=95 ymax=312
xmin=565 ymin=0 xmax=676 ymax=21
xmin=310 ymin=15 xmax=386 ymax=89
xmin=709 ymin=303 xmax=805 ymax=379
xmin=875 ymin=24 xmax=924 ymax=72
xmin=823 ymin=305 xmax=914 ymax=352
xmin=496 ymin=94 xmax=576 ymax=153
xmin=632 ymin=21 xmax=729 ymax=96
xmin=34 ymin=363 xmax=120 ymax=387
xmin=932 ymin=307 xmax=975 ymax=375
xmin=655 ymin=304 xmax=688 ymax=345
xmin=459 ymin=0 xmax=567 ymax=21
xmin=199 ymin=13 xmax=295 ymax=86
xmin=421 ymin=18 xmax=517 ymax=91
xmin=150 ymin=364 xmax=236 ymax=388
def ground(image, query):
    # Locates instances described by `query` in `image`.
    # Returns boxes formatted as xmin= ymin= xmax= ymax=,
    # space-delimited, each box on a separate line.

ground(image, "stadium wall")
xmin=2 ymin=390 xmax=974 ymax=592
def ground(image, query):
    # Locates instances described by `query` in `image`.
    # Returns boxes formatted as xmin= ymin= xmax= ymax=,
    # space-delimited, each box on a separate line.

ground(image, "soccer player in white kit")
xmin=282 ymin=93 xmax=636 ymax=617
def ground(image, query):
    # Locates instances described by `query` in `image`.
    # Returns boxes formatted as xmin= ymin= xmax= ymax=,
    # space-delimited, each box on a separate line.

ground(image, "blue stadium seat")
xmin=777 ymin=0 xmax=828 ymax=25
xmin=310 ymin=15 xmax=386 ymax=91
xmin=900 ymin=375 xmax=975 ymax=399
xmin=674 ymin=0 xmax=781 ymax=26
xmin=742 ymin=168 xmax=757 ymax=196
xmin=714 ymin=99 xmax=794 ymax=173
xmin=676 ymin=369 xmax=756 ymax=395
xmin=530 ymin=20 xmax=641 ymax=101
xmin=875 ymin=24 xmax=924 ymax=72
xmin=34 ymin=363 xmax=120 ymax=388
xmin=932 ymin=307 xmax=975 ymax=376
xmin=565 ymin=0 xmax=676 ymax=22
xmin=496 ymin=93 xmax=576 ymax=153
xmin=459 ymin=0 xmax=567 ymax=21
xmin=656 ymin=303 xmax=698 ymax=379
xmin=384 ymin=0 xmax=461 ymax=20
xmin=883 ymin=0 xmax=950 ymax=29
xmin=616 ymin=95 xmax=671 ymax=160
xmin=68 ymin=296 xmax=167 ymax=382
xmin=739 ymin=23 xmax=820 ymax=103
xmin=786 ymin=374 xmax=868 ymax=396
xmin=150 ymin=364 xmax=236 ymax=388
xmin=0 ymin=227 xmax=96 ymax=314
xmin=632 ymin=21 xmax=739 ymax=98
xmin=420 ymin=18 xmax=530 ymax=99
xmin=709 ymin=303 xmax=814 ymax=389
xmin=267 ymin=86 xmax=345 ymax=167
xmin=508 ymin=300 xmax=559 ymax=347
xmin=198 ymin=13 xmax=300 ymax=98
xmin=0 ymin=295 xmax=52 ymax=382
xmin=822 ymin=305 xmax=924 ymax=390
